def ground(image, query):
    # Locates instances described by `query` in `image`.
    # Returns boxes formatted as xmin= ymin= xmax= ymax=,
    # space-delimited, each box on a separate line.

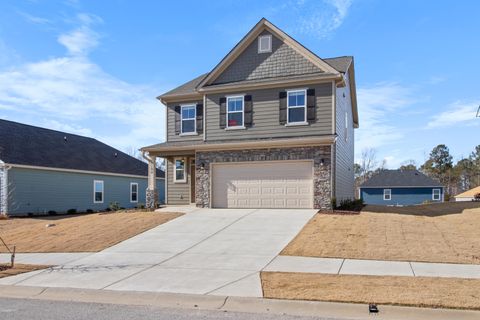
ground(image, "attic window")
xmin=258 ymin=35 xmax=272 ymax=53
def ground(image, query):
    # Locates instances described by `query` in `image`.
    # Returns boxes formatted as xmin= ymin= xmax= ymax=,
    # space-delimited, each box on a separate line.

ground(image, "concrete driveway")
xmin=0 ymin=208 xmax=316 ymax=297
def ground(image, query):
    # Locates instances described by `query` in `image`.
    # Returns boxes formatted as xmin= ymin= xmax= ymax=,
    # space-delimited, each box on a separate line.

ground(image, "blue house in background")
xmin=0 ymin=119 xmax=165 ymax=216
xmin=360 ymin=169 xmax=444 ymax=206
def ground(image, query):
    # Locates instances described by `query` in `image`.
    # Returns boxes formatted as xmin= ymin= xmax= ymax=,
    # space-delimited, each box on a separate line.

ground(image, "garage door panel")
xmin=212 ymin=161 xmax=313 ymax=209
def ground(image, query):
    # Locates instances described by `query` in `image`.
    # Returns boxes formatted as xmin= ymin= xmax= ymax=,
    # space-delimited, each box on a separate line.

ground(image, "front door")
xmin=190 ymin=159 xmax=196 ymax=203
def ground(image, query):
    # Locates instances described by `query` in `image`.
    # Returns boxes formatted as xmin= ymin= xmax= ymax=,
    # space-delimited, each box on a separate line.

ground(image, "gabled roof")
xmin=455 ymin=186 xmax=480 ymax=198
xmin=324 ymin=56 xmax=353 ymax=73
xmin=360 ymin=170 xmax=443 ymax=188
xmin=157 ymin=18 xmax=358 ymax=127
xmin=197 ymin=18 xmax=340 ymax=89
xmin=0 ymin=119 xmax=164 ymax=178
xmin=159 ymin=73 xmax=208 ymax=100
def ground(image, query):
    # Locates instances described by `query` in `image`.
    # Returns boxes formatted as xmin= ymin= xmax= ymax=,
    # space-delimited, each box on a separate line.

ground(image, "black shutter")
xmin=196 ymin=103 xmax=203 ymax=133
xmin=279 ymin=91 xmax=287 ymax=125
xmin=306 ymin=89 xmax=316 ymax=123
xmin=244 ymin=95 xmax=253 ymax=127
xmin=174 ymin=105 xmax=181 ymax=134
xmin=219 ymin=97 xmax=226 ymax=129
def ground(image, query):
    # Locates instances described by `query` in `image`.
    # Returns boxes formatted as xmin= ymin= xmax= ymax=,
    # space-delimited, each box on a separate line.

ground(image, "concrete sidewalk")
xmin=264 ymin=256 xmax=480 ymax=279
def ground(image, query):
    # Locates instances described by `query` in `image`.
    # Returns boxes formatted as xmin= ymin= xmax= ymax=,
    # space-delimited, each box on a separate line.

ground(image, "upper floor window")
xmin=287 ymin=90 xmax=306 ymax=124
xmin=130 ymin=183 xmax=138 ymax=203
xmin=94 ymin=180 xmax=104 ymax=203
xmin=181 ymin=105 xmax=196 ymax=134
xmin=174 ymin=158 xmax=186 ymax=183
xmin=227 ymin=96 xmax=244 ymax=128
xmin=432 ymin=189 xmax=441 ymax=201
xmin=258 ymin=35 xmax=272 ymax=53
xmin=383 ymin=188 xmax=391 ymax=201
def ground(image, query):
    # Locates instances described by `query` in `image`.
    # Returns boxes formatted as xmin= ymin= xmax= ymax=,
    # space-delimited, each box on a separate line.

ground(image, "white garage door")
xmin=212 ymin=161 xmax=313 ymax=209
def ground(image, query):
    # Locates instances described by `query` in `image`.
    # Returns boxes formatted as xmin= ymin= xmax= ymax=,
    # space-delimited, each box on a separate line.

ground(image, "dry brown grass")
xmin=0 ymin=211 xmax=182 ymax=253
xmin=282 ymin=207 xmax=480 ymax=264
xmin=0 ymin=264 xmax=49 ymax=278
xmin=261 ymin=272 xmax=480 ymax=310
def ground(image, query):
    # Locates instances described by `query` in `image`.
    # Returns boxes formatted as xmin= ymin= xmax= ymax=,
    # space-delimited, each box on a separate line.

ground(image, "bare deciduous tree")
xmin=359 ymin=148 xmax=377 ymax=184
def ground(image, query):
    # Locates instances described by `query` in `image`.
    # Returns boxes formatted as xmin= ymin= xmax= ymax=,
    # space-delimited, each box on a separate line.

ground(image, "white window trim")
xmin=432 ymin=188 xmax=441 ymax=201
xmin=180 ymin=104 xmax=196 ymax=134
xmin=258 ymin=34 xmax=272 ymax=53
xmin=383 ymin=188 xmax=391 ymax=201
xmin=173 ymin=158 xmax=187 ymax=183
xmin=93 ymin=180 xmax=104 ymax=204
xmin=130 ymin=182 xmax=139 ymax=203
xmin=226 ymin=96 xmax=244 ymax=129
xmin=286 ymin=89 xmax=307 ymax=125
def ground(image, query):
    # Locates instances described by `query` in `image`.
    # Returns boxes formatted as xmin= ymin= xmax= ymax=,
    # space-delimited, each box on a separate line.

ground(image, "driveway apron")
xmin=0 ymin=208 xmax=316 ymax=297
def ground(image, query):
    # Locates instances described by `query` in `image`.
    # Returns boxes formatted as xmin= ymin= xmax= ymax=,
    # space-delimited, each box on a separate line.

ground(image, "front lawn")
xmin=261 ymin=272 xmax=480 ymax=310
xmin=0 ymin=211 xmax=182 ymax=253
xmin=282 ymin=206 xmax=480 ymax=264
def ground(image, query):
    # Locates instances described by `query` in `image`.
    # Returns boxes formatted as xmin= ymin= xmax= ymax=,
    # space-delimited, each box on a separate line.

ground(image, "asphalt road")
xmin=0 ymin=298 xmax=338 ymax=320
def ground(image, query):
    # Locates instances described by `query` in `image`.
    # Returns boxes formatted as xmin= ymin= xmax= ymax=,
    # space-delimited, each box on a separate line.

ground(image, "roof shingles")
xmin=360 ymin=170 xmax=443 ymax=188
xmin=0 ymin=119 xmax=164 ymax=178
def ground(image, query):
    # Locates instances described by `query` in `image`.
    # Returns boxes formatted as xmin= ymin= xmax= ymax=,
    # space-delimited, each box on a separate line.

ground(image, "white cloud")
xmin=58 ymin=13 xmax=102 ymax=56
xmin=0 ymin=13 xmax=166 ymax=151
xmin=427 ymin=101 xmax=479 ymax=128
xmin=18 ymin=11 xmax=52 ymax=25
xmin=297 ymin=0 xmax=353 ymax=39
xmin=355 ymin=82 xmax=416 ymax=154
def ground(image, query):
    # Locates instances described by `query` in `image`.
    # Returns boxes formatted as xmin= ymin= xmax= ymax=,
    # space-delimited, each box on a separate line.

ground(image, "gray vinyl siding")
xmin=166 ymin=157 xmax=192 ymax=205
xmin=213 ymin=30 xmax=323 ymax=85
xmin=6 ymin=167 xmax=165 ymax=216
xmin=166 ymin=101 xmax=203 ymax=142
xmin=334 ymin=71 xmax=355 ymax=201
xmin=205 ymin=83 xmax=333 ymax=141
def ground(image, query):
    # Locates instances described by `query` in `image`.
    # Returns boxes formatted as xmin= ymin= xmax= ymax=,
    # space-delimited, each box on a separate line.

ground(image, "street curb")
xmin=0 ymin=285 xmax=479 ymax=320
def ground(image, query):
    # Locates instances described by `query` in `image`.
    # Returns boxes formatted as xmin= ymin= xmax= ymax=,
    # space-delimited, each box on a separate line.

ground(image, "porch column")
xmin=146 ymin=154 xmax=158 ymax=209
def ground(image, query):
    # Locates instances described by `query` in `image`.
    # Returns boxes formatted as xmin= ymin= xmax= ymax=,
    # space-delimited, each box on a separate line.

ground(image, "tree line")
xmin=355 ymin=144 xmax=480 ymax=198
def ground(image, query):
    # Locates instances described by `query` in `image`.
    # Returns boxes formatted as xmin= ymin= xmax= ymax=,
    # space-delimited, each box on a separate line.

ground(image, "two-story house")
xmin=141 ymin=18 xmax=358 ymax=209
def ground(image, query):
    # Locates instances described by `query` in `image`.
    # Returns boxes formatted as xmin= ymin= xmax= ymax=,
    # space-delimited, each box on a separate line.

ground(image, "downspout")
xmin=203 ymin=94 xmax=206 ymax=141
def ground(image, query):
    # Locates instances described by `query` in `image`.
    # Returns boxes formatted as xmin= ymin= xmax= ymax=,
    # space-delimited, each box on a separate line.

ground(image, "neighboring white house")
xmin=454 ymin=186 xmax=480 ymax=202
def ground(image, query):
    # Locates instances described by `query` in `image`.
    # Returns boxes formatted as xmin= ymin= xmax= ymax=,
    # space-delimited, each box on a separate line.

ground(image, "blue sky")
xmin=0 ymin=0 xmax=479 ymax=168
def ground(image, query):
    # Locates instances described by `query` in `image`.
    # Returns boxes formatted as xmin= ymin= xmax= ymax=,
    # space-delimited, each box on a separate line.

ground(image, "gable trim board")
xmin=197 ymin=18 xmax=339 ymax=89
xmin=161 ymin=75 xmax=340 ymax=102
xmin=4 ymin=163 xmax=165 ymax=180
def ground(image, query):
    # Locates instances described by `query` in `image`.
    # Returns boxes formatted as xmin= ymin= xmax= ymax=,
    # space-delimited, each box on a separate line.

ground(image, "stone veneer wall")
xmin=195 ymin=146 xmax=332 ymax=209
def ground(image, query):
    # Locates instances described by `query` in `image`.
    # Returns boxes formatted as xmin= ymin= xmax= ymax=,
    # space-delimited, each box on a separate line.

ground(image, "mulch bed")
xmin=319 ymin=210 xmax=361 ymax=215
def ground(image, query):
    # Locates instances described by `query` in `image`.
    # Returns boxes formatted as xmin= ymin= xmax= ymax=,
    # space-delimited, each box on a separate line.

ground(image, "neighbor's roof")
xmin=160 ymin=56 xmax=352 ymax=99
xmin=360 ymin=170 xmax=443 ymax=188
xmin=455 ymin=186 xmax=480 ymax=198
xmin=0 ymin=119 xmax=164 ymax=178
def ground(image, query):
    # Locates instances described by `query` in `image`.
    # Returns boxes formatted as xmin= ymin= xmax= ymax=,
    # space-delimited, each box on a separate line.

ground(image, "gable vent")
xmin=258 ymin=35 xmax=272 ymax=53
